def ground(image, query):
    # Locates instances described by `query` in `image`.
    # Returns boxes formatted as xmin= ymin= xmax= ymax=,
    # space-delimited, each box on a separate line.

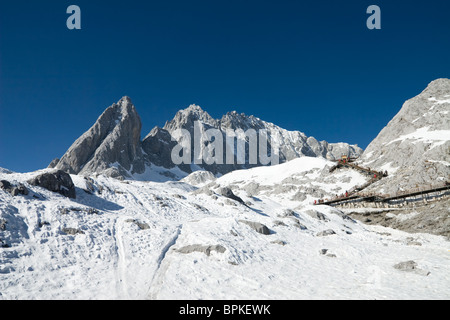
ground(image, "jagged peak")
xmin=119 ymin=96 xmax=132 ymax=104
xmin=100 ymin=96 xmax=140 ymax=126
xmin=179 ymin=104 xmax=212 ymax=119
xmin=420 ymin=78 xmax=450 ymax=98
xmin=163 ymin=104 xmax=218 ymax=132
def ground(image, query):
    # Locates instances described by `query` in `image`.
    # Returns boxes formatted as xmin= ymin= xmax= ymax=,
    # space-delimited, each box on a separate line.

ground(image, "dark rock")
xmin=0 ymin=219 xmax=7 ymax=231
xmin=11 ymin=185 xmax=29 ymax=196
xmin=0 ymin=180 xmax=12 ymax=190
xmin=219 ymin=187 xmax=246 ymax=205
xmin=62 ymin=228 xmax=85 ymax=235
xmin=0 ymin=180 xmax=28 ymax=197
xmin=28 ymin=170 xmax=76 ymax=199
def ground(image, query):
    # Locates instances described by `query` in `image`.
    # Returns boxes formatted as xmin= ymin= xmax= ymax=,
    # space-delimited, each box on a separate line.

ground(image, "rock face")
xmin=28 ymin=170 xmax=76 ymax=199
xmin=158 ymin=105 xmax=362 ymax=175
xmin=239 ymin=220 xmax=271 ymax=235
xmin=0 ymin=180 xmax=29 ymax=197
xmin=55 ymin=97 xmax=145 ymax=179
xmin=360 ymin=78 xmax=450 ymax=195
xmin=54 ymin=98 xmax=362 ymax=179
xmin=176 ymin=244 xmax=226 ymax=256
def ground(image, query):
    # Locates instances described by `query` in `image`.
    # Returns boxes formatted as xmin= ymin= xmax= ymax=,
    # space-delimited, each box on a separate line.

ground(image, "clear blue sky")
xmin=1 ymin=0 xmax=449 ymax=172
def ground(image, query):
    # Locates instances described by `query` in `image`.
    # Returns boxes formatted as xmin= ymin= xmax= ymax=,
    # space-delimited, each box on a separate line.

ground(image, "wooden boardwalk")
xmin=316 ymin=181 xmax=450 ymax=206
xmin=315 ymin=156 xmax=449 ymax=207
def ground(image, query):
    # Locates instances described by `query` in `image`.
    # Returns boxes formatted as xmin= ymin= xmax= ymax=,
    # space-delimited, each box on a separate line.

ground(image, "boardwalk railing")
xmin=315 ymin=181 xmax=450 ymax=206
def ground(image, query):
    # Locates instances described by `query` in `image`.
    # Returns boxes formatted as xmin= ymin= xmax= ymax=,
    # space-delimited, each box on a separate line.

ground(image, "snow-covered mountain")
xmin=52 ymin=99 xmax=362 ymax=179
xmin=1 ymin=79 xmax=449 ymax=300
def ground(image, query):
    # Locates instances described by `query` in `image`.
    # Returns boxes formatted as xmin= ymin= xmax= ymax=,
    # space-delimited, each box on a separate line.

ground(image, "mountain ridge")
xmin=52 ymin=101 xmax=363 ymax=180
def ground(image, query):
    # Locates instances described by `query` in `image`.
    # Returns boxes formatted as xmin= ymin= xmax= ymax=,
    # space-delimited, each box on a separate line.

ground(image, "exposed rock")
xmin=360 ymin=78 xmax=450 ymax=195
xmin=55 ymin=97 xmax=145 ymax=179
xmin=347 ymin=198 xmax=450 ymax=238
xmin=272 ymin=220 xmax=288 ymax=227
xmin=142 ymin=127 xmax=180 ymax=170
xmin=28 ymin=170 xmax=76 ymax=199
xmin=393 ymin=260 xmax=430 ymax=276
xmin=48 ymin=158 xmax=60 ymax=169
xmin=316 ymin=229 xmax=336 ymax=237
xmin=271 ymin=240 xmax=287 ymax=246
xmin=0 ymin=219 xmax=7 ymax=231
xmin=62 ymin=228 xmax=85 ymax=235
xmin=0 ymin=180 xmax=29 ymax=197
xmin=176 ymin=244 xmax=226 ymax=256
xmin=305 ymin=209 xmax=329 ymax=221
xmin=239 ymin=220 xmax=271 ymax=235
xmin=125 ymin=219 xmax=150 ymax=230
xmin=181 ymin=170 xmax=216 ymax=186
xmin=277 ymin=208 xmax=296 ymax=218
xmin=218 ymin=187 xmax=246 ymax=206
xmin=161 ymin=105 xmax=362 ymax=175
xmin=319 ymin=249 xmax=336 ymax=258
xmin=289 ymin=218 xmax=308 ymax=230
xmin=0 ymin=180 xmax=12 ymax=190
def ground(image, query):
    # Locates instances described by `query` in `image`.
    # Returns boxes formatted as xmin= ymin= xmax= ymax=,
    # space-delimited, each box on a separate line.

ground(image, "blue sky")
xmin=1 ymin=0 xmax=449 ymax=172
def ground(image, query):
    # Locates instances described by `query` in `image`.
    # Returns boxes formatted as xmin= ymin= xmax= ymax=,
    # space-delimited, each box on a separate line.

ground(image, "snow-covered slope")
xmin=202 ymin=157 xmax=368 ymax=208
xmin=1 ymin=159 xmax=449 ymax=300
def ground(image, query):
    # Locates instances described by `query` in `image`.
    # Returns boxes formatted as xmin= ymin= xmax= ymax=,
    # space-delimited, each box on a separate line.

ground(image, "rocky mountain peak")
xmin=164 ymin=104 xmax=218 ymax=133
xmin=55 ymin=97 xmax=145 ymax=178
xmin=220 ymin=111 xmax=265 ymax=131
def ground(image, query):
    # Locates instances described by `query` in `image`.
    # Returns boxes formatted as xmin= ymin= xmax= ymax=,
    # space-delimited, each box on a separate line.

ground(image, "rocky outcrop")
xmin=218 ymin=187 xmax=246 ymax=205
xmin=238 ymin=220 xmax=271 ymax=235
xmin=0 ymin=180 xmax=29 ymax=197
xmin=28 ymin=170 xmax=76 ymax=199
xmin=316 ymin=229 xmax=336 ymax=237
xmin=141 ymin=127 xmax=181 ymax=170
xmin=393 ymin=260 xmax=430 ymax=276
xmin=360 ymin=78 xmax=450 ymax=195
xmin=55 ymin=97 xmax=145 ymax=179
xmin=176 ymin=244 xmax=226 ymax=256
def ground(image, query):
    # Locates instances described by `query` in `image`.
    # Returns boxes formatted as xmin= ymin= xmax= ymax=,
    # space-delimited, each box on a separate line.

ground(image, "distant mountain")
xmin=360 ymin=78 xmax=450 ymax=194
xmin=53 ymin=100 xmax=363 ymax=179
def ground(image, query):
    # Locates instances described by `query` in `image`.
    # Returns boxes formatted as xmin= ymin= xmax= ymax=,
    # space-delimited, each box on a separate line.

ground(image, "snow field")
xmin=0 ymin=158 xmax=449 ymax=300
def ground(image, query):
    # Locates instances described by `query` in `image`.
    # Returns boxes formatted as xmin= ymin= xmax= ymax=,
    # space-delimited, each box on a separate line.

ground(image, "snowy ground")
xmin=1 ymin=158 xmax=449 ymax=300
